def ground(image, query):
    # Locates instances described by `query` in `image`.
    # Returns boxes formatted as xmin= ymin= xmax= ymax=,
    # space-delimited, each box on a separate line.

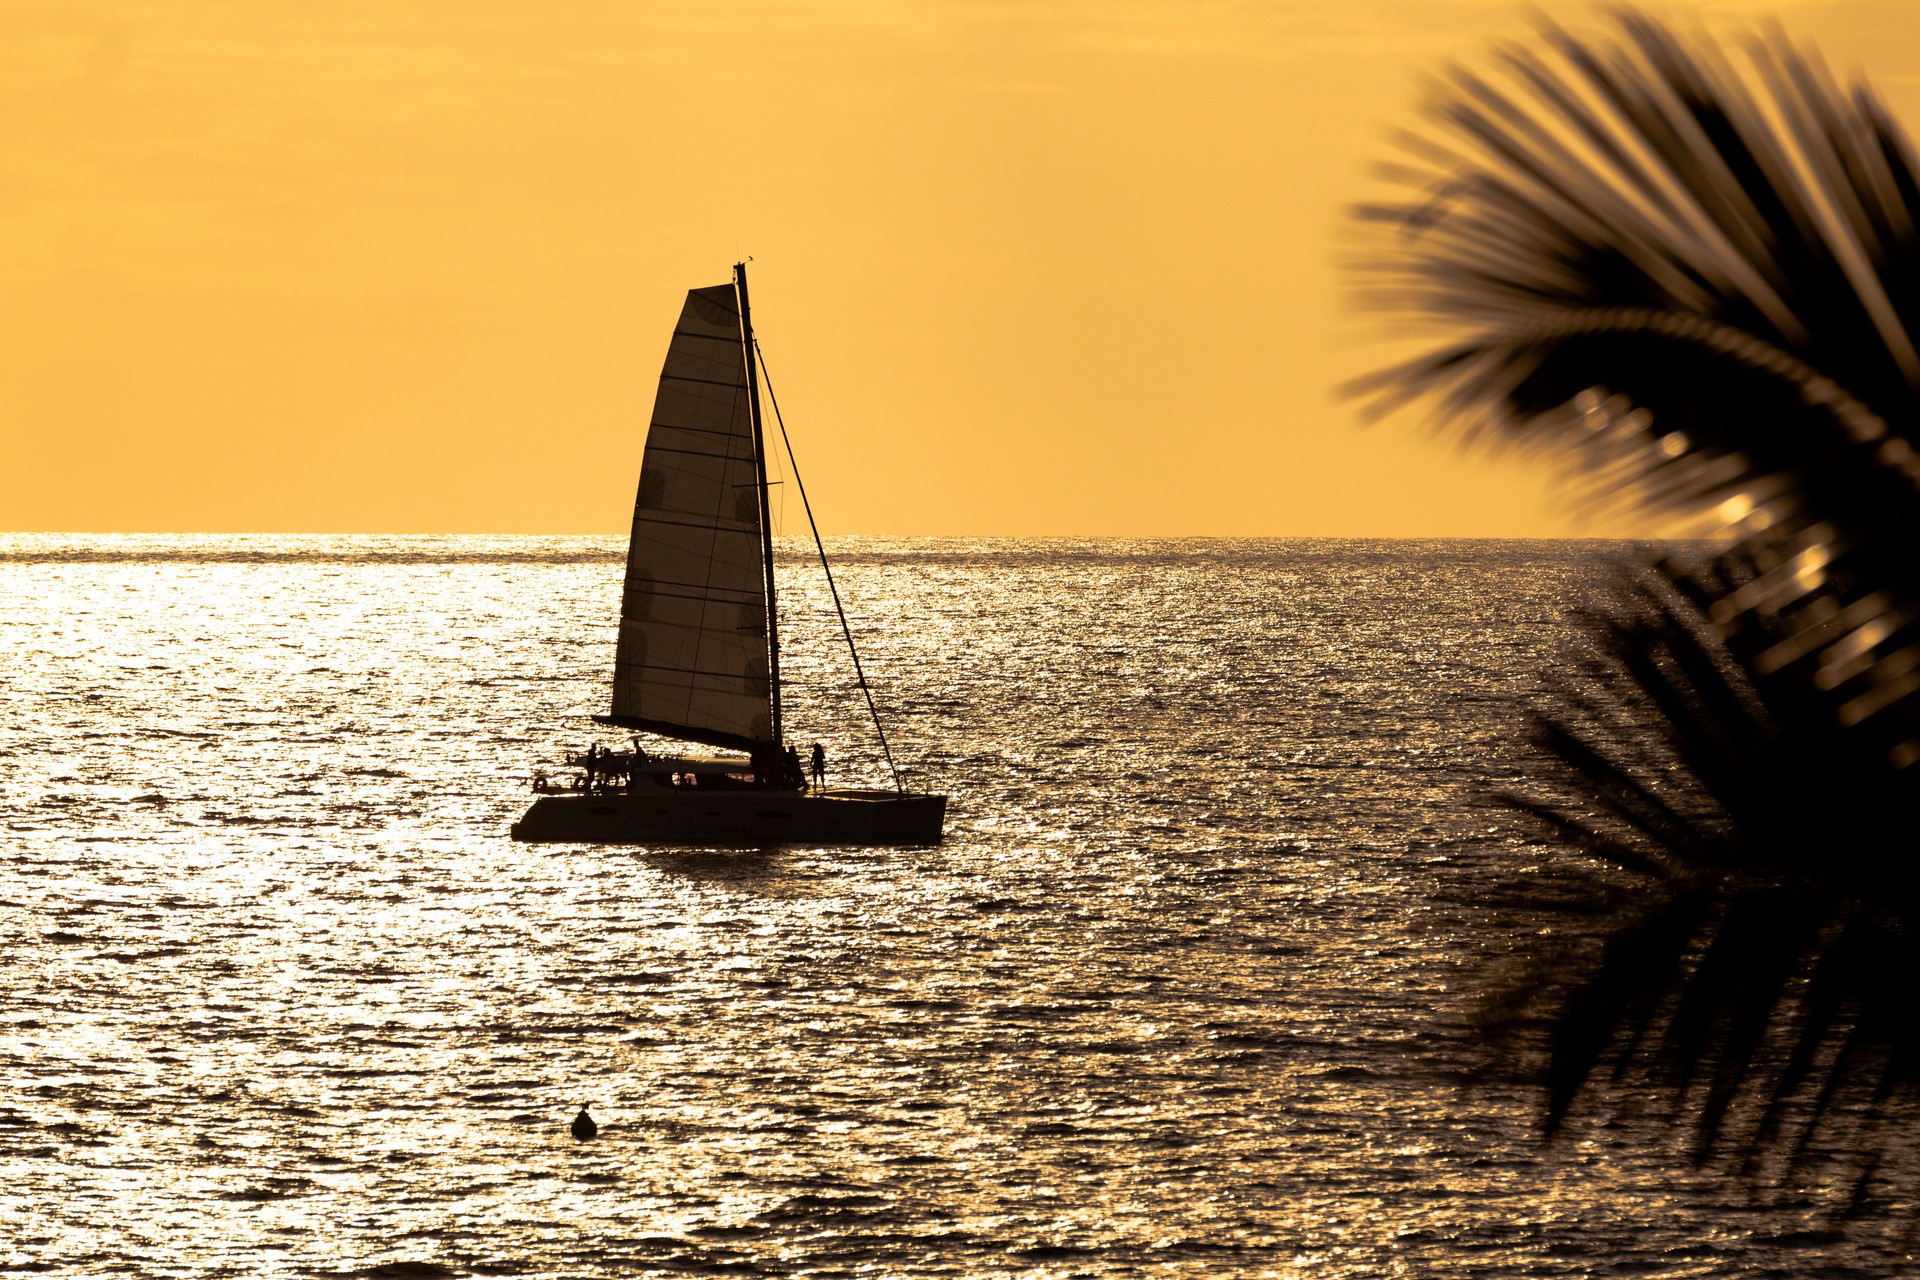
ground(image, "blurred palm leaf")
xmin=1352 ymin=9 xmax=1920 ymax=1174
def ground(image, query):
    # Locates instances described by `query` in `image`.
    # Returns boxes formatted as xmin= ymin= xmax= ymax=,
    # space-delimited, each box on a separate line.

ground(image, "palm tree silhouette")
xmin=1353 ymin=9 xmax=1920 ymax=1185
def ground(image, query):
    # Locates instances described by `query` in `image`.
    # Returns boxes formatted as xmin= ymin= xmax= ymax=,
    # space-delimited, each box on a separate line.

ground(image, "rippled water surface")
xmin=3 ymin=535 xmax=1913 ymax=1277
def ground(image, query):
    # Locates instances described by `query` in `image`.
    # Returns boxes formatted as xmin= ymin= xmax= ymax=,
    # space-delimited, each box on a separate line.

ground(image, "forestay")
xmin=603 ymin=282 xmax=774 ymax=752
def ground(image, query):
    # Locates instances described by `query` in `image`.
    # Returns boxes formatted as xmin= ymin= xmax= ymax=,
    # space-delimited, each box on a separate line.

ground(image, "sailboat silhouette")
xmin=512 ymin=263 xmax=946 ymax=846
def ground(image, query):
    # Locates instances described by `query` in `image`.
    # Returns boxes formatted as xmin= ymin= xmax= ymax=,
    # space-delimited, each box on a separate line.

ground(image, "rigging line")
xmin=764 ymin=388 xmax=788 ymax=532
xmin=752 ymin=337 xmax=906 ymax=794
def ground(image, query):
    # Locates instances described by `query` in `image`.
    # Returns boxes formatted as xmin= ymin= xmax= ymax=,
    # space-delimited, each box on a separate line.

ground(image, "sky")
xmin=3 ymin=0 xmax=1917 ymax=536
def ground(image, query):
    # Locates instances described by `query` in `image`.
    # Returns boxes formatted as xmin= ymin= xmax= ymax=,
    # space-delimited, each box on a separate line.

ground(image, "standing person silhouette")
xmin=809 ymin=741 xmax=825 ymax=791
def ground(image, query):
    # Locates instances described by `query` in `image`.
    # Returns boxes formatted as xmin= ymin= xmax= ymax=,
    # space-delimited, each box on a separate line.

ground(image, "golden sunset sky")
xmin=4 ymin=1 xmax=1916 ymax=535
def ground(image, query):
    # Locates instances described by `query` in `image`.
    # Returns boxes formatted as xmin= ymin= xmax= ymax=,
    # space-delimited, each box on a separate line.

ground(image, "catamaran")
xmin=511 ymin=263 xmax=946 ymax=846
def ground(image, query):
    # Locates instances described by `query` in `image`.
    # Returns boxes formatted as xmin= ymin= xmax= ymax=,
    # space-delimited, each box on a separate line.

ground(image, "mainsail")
xmin=602 ymin=281 xmax=774 ymax=752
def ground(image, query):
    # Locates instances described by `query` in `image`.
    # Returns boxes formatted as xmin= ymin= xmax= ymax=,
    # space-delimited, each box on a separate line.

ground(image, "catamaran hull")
xmin=510 ymin=789 xmax=946 ymax=846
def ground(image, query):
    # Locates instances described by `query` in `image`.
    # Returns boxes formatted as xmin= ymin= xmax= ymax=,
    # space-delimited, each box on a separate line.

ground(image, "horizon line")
xmin=0 ymin=529 xmax=1676 ymax=542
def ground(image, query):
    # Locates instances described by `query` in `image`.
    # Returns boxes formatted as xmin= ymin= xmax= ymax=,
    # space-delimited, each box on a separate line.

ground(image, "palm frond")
xmin=1351 ymin=7 xmax=1920 ymax=1182
xmin=1486 ymin=575 xmax=1920 ymax=1166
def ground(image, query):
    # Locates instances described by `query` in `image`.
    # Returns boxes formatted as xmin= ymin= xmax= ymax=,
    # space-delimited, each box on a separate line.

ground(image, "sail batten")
xmin=608 ymin=281 xmax=775 ymax=749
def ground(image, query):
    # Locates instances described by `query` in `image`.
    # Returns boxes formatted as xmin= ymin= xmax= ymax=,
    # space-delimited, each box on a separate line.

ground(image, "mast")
xmin=734 ymin=261 xmax=783 ymax=746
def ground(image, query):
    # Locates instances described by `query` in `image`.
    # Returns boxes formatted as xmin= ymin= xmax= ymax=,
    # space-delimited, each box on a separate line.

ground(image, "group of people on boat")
xmin=531 ymin=739 xmax=827 ymax=794
xmin=532 ymin=742 xmax=644 ymax=794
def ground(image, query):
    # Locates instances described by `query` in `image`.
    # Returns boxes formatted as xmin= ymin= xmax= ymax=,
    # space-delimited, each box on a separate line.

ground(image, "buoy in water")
xmin=571 ymin=1105 xmax=597 ymax=1140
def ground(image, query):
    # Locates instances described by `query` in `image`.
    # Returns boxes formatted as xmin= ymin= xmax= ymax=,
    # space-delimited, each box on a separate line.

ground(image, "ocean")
xmin=2 ymin=535 xmax=1910 ymax=1277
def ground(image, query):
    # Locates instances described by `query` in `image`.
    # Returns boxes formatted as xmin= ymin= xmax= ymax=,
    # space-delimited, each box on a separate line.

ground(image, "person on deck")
xmin=751 ymin=741 xmax=778 ymax=788
xmin=810 ymin=742 xmax=825 ymax=791
xmin=785 ymin=744 xmax=806 ymax=790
